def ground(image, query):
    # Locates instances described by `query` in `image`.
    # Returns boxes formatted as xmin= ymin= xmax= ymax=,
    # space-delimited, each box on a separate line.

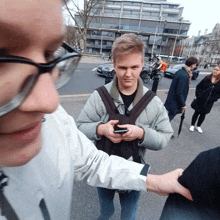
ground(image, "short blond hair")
xmin=112 ymin=34 xmax=145 ymax=62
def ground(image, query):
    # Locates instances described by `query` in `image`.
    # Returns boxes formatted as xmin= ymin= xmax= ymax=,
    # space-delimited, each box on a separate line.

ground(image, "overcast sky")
xmin=64 ymin=0 xmax=219 ymax=37
xmin=171 ymin=0 xmax=219 ymax=37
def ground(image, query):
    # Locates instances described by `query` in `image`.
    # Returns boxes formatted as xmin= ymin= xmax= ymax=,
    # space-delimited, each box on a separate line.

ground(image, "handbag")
xmin=191 ymin=98 xmax=198 ymax=110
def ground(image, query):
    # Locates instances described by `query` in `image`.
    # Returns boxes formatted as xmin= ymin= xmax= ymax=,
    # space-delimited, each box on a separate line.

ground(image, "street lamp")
xmin=179 ymin=39 xmax=185 ymax=57
xmin=151 ymin=26 xmax=158 ymax=58
xmin=159 ymin=20 xmax=167 ymax=56
xmin=170 ymin=20 xmax=183 ymax=61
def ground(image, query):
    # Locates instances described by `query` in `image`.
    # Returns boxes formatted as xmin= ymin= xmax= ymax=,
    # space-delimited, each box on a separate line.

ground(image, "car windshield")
xmin=172 ymin=64 xmax=184 ymax=69
xmin=104 ymin=63 xmax=113 ymax=67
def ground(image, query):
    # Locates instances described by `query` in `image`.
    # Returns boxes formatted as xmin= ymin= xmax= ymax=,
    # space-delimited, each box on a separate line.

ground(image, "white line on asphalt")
xmin=59 ymin=94 xmax=91 ymax=98
xmin=59 ymin=88 xmax=196 ymax=98
xmin=200 ymin=71 xmax=211 ymax=75
xmin=92 ymin=68 xmax=97 ymax=71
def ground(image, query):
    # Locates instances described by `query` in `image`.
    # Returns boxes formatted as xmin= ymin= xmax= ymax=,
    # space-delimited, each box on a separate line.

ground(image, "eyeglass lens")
xmin=0 ymin=45 xmax=80 ymax=116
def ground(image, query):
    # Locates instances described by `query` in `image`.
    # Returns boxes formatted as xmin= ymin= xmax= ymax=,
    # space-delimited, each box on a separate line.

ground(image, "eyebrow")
xmin=46 ymin=34 xmax=65 ymax=50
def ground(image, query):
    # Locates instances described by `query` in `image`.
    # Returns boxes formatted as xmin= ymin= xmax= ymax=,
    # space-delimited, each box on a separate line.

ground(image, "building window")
xmin=152 ymin=4 xmax=161 ymax=8
xmin=163 ymin=5 xmax=169 ymax=8
xmin=164 ymin=29 xmax=178 ymax=34
xmin=124 ymin=2 xmax=141 ymax=7
xmin=168 ymin=14 xmax=177 ymax=17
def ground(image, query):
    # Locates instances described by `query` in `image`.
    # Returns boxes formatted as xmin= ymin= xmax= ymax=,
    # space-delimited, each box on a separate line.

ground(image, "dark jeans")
xmin=160 ymin=193 xmax=220 ymax=220
xmin=97 ymin=187 xmax=140 ymax=220
xmin=191 ymin=110 xmax=206 ymax=127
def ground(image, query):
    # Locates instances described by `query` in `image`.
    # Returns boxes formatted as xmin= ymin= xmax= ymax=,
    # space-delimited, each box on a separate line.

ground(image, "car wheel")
xmin=157 ymin=73 xmax=163 ymax=82
xmin=192 ymin=73 xmax=198 ymax=80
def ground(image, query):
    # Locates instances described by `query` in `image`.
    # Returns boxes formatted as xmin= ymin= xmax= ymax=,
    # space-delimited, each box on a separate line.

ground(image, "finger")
xmin=116 ymin=124 xmax=128 ymax=129
xmin=177 ymin=183 xmax=193 ymax=201
xmin=111 ymin=138 xmax=122 ymax=143
xmin=109 ymin=120 xmax=119 ymax=125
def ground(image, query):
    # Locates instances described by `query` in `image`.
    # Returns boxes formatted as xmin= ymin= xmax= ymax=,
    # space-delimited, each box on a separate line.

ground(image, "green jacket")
xmin=77 ymin=77 xmax=173 ymax=164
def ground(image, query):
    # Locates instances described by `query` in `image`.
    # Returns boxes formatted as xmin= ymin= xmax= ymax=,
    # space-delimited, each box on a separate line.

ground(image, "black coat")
xmin=191 ymin=76 xmax=220 ymax=114
xmin=165 ymin=68 xmax=189 ymax=115
xmin=179 ymin=147 xmax=220 ymax=210
xmin=160 ymin=147 xmax=220 ymax=220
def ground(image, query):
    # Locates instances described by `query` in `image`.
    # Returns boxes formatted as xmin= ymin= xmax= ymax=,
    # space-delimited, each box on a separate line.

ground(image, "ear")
xmin=113 ymin=61 xmax=116 ymax=69
xmin=141 ymin=59 xmax=144 ymax=68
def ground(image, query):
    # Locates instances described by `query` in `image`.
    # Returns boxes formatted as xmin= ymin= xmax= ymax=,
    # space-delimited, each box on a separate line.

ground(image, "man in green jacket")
xmin=77 ymin=33 xmax=173 ymax=220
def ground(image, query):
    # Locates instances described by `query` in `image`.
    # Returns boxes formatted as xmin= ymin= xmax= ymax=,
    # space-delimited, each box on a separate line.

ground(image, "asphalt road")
xmin=58 ymin=63 xmax=220 ymax=220
xmin=58 ymin=62 xmax=211 ymax=96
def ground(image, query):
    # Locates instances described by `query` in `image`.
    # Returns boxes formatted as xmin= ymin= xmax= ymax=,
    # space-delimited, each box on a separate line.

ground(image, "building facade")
xmin=75 ymin=0 xmax=191 ymax=57
xmin=182 ymin=24 xmax=220 ymax=66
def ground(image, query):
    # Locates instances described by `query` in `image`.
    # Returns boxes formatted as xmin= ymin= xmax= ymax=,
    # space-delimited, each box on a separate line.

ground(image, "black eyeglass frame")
xmin=0 ymin=42 xmax=81 ymax=74
xmin=0 ymin=42 xmax=82 ymax=117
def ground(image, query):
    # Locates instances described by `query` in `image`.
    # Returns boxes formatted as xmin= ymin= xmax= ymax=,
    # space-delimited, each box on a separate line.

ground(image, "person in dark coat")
xmin=160 ymin=146 xmax=220 ymax=220
xmin=189 ymin=65 xmax=220 ymax=133
xmin=165 ymin=57 xmax=198 ymax=122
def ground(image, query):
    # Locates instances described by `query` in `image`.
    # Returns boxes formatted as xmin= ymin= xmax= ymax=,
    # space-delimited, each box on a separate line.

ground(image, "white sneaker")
xmin=189 ymin=126 xmax=195 ymax=132
xmin=196 ymin=127 xmax=203 ymax=133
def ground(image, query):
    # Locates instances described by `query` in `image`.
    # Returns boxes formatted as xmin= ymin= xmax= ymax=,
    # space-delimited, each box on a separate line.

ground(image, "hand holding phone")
xmin=114 ymin=129 xmax=129 ymax=133
xmin=114 ymin=124 xmax=128 ymax=133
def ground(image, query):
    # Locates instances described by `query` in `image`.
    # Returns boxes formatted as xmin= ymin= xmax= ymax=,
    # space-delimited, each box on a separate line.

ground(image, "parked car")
xmin=163 ymin=64 xmax=199 ymax=80
xmin=97 ymin=62 xmax=150 ymax=78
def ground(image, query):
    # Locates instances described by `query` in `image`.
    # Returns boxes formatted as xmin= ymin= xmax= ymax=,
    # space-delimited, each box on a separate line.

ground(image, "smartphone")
xmin=114 ymin=129 xmax=128 ymax=133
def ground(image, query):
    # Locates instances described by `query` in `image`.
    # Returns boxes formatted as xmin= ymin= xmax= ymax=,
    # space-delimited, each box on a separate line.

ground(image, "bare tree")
xmin=162 ymin=39 xmax=175 ymax=57
xmin=64 ymin=26 xmax=77 ymax=47
xmin=63 ymin=0 xmax=106 ymax=53
xmin=209 ymin=32 xmax=220 ymax=55
xmin=201 ymin=31 xmax=220 ymax=64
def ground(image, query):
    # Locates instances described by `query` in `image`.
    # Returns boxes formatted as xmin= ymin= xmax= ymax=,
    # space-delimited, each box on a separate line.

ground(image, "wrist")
xmin=138 ymin=127 xmax=144 ymax=140
xmin=146 ymin=174 xmax=160 ymax=192
xmin=97 ymin=123 xmax=105 ymax=137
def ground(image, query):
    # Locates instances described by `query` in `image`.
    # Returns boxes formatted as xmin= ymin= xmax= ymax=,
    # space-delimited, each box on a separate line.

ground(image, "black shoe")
xmin=171 ymin=135 xmax=175 ymax=139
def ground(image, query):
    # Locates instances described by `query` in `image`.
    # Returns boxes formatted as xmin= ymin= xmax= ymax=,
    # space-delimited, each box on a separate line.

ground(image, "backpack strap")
xmin=130 ymin=90 xmax=156 ymax=123
xmin=96 ymin=86 xmax=117 ymax=117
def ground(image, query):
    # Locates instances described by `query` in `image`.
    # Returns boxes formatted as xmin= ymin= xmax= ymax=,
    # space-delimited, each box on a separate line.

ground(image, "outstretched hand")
xmin=146 ymin=169 xmax=193 ymax=201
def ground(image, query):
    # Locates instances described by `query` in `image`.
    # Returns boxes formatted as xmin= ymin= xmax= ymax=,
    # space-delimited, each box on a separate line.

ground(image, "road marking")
xmin=199 ymin=71 xmax=211 ymax=75
xmin=92 ymin=68 xmax=97 ymax=71
xmin=59 ymin=88 xmax=196 ymax=98
xmin=59 ymin=94 xmax=91 ymax=98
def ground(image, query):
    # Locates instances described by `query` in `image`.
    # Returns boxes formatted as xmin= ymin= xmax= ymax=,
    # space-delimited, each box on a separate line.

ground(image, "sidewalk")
xmin=80 ymin=55 xmax=110 ymax=65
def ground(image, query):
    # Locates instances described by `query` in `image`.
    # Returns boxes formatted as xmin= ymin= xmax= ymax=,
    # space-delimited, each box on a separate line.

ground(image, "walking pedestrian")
xmin=189 ymin=65 xmax=220 ymax=133
xmin=150 ymin=56 xmax=163 ymax=93
xmin=101 ymin=52 xmax=105 ymax=61
xmin=108 ymin=52 xmax=112 ymax=61
xmin=164 ymin=57 xmax=198 ymax=138
xmin=165 ymin=57 xmax=198 ymax=122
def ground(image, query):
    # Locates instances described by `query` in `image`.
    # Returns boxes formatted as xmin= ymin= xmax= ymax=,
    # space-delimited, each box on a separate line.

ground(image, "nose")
xmin=125 ymin=68 xmax=132 ymax=77
xmin=18 ymin=73 xmax=59 ymax=114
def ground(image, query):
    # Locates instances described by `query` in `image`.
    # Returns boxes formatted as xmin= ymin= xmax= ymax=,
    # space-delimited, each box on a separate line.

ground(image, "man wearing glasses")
xmin=0 ymin=0 xmax=191 ymax=219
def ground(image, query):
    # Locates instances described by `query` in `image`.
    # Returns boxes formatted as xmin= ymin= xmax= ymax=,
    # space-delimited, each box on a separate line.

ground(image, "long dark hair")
xmin=204 ymin=65 xmax=220 ymax=84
